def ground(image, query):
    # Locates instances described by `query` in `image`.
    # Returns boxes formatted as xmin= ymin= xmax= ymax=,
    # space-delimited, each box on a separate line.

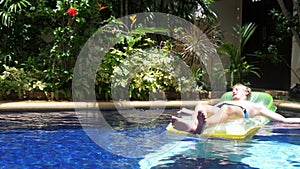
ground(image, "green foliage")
xmin=0 ymin=0 xmax=31 ymax=27
xmin=171 ymin=16 xmax=222 ymax=90
xmin=218 ymin=23 xmax=261 ymax=87
xmin=263 ymin=7 xmax=300 ymax=83
xmin=0 ymin=64 xmax=47 ymax=100
xmin=108 ymin=0 xmax=216 ymax=23
xmin=254 ymin=9 xmax=298 ymax=64
xmin=95 ymin=21 xmax=175 ymax=100
xmin=269 ymin=8 xmax=300 ymax=43
xmin=111 ymin=49 xmax=192 ymax=101
xmin=0 ymin=0 xmax=217 ymax=100
xmin=0 ymin=0 xmax=113 ymax=100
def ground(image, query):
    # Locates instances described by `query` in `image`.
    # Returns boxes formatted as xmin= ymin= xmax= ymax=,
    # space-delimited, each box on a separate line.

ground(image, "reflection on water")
xmin=139 ymin=137 xmax=254 ymax=168
xmin=140 ymin=129 xmax=300 ymax=169
xmin=0 ymin=111 xmax=81 ymax=130
xmin=241 ymin=139 xmax=300 ymax=169
xmin=139 ymin=110 xmax=300 ymax=169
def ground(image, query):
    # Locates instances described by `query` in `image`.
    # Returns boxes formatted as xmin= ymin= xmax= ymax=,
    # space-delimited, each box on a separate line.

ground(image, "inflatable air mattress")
xmin=166 ymin=92 xmax=277 ymax=140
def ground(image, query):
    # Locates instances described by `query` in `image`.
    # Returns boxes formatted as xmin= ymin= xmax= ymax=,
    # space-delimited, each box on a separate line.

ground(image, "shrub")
xmin=0 ymin=64 xmax=47 ymax=100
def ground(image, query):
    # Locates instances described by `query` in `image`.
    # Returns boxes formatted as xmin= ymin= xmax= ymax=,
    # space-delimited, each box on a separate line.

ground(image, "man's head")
xmin=232 ymin=83 xmax=251 ymax=101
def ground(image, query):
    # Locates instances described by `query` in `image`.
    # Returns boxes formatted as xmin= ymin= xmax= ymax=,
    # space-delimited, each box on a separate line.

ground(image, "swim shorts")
xmin=216 ymin=103 xmax=249 ymax=118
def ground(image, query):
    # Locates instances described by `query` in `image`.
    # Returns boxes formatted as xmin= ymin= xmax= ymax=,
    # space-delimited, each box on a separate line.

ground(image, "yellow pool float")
xmin=166 ymin=92 xmax=277 ymax=140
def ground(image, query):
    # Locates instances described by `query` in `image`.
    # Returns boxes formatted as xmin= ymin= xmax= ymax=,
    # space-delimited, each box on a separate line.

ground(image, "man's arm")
xmin=259 ymin=106 xmax=287 ymax=122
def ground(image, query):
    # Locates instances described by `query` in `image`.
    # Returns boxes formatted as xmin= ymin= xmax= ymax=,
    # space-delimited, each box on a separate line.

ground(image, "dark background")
xmin=242 ymin=0 xmax=292 ymax=90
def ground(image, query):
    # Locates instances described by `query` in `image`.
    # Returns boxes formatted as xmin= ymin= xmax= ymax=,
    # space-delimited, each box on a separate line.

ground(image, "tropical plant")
xmin=0 ymin=0 xmax=218 ymax=101
xmin=262 ymin=0 xmax=300 ymax=83
xmin=0 ymin=0 xmax=31 ymax=27
xmin=0 ymin=0 xmax=113 ymax=100
xmin=111 ymin=48 xmax=198 ymax=101
xmin=0 ymin=64 xmax=47 ymax=100
xmin=0 ymin=0 xmax=32 ymax=69
xmin=165 ymin=11 xmax=222 ymax=90
xmin=275 ymin=0 xmax=300 ymax=49
xmin=111 ymin=49 xmax=177 ymax=101
xmin=218 ymin=23 xmax=261 ymax=87
xmin=110 ymin=0 xmax=216 ymax=22
xmin=94 ymin=19 xmax=179 ymax=101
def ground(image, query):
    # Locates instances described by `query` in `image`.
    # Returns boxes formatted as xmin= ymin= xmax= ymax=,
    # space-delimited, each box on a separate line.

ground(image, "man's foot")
xmin=194 ymin=110 xmax=206 ymax=134
xmin=171 ymin=110 xmax=206 ymax=134
xmin=171 ymin=116 xmax=194 ymax=132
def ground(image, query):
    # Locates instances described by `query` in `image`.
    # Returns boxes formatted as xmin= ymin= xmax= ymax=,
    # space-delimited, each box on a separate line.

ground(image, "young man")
xmin=171 ymin=83 xmax=300 ymax=134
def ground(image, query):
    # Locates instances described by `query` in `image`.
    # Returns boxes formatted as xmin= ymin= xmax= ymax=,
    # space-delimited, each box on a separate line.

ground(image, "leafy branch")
xmin=0 ymin=0 xmax=31 ymax=27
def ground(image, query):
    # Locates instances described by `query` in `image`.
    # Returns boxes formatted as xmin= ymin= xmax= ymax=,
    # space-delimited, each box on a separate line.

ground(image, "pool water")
xmin=0 ymin=110 xmax=299 ymax=169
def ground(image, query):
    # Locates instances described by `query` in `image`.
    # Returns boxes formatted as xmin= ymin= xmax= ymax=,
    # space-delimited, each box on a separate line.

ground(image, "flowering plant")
xmin=67 ymin=7 xmax=77 ymax=16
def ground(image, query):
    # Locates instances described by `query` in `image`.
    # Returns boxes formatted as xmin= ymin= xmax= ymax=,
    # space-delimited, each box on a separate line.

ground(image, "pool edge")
xmin=0 ymin=99 xmax=299 ymax=112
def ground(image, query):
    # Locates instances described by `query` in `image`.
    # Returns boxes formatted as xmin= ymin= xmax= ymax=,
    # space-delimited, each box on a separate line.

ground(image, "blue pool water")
xmin=0 ymin=110 xmax=300 ymax=169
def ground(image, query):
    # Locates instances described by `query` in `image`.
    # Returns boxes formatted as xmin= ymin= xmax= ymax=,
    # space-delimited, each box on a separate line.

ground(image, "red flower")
xmin=67 ymin=8 xmax=77 ymax=17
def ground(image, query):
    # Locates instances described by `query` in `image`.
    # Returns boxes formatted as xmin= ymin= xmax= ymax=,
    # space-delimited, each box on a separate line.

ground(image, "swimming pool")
xmin=0 ymin=110 xmax=299 ymax=169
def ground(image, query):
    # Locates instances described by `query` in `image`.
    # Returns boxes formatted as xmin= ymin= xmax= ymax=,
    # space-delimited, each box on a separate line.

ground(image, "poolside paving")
xmin=0 ymin=100 xmax=212 ymax=111
xmin=0 ymin=99 xmax=299 ymax=112
xmin=0 ymin=89 xmax=299 ymax=111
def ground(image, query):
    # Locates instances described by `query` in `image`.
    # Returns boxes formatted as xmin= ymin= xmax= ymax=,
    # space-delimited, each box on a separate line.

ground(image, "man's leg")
xmin=171 ymin=103 xmax=247 ymax=133
xmin=171 ymin=110 xmax=206 ymax=134
xmin=172 ymin=103 xmax=212 ymax=133
xmin=178 ymin=102 xmax=222 ymax=117
xmin=194 ymin=103 xmax=221 ymax=119
xmin=177 ymin=107 xmax=194 ymax=115
xmin=177 ymin=102 xmax=214 ymax=115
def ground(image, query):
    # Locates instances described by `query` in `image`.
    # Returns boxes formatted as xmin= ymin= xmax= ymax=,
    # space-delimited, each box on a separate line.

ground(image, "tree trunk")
xmin=277 ymin=0 xmax=300 ymax=48
xmin=277 ymin=0 xmax=300 ymax=84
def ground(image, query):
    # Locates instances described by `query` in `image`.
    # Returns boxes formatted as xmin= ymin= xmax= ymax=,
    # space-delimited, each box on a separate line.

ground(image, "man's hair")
xmin=233 ymin=83 xmax=252 ymax=98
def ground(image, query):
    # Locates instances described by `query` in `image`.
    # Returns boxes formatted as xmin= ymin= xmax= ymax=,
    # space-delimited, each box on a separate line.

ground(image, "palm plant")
xmin=0 ymin=0 xmax=31 ymax=27
xmin=218 ymin=22 xmax=261 ymax=87
xmin=174 ymin=15 xmax=222 ymax=90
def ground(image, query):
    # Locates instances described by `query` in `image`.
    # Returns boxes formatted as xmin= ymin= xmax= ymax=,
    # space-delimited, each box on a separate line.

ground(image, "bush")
xmin=0 ymin=64 xmax=47 ymax=100
xmin=0 ymin=0 xmax=218 ymax=100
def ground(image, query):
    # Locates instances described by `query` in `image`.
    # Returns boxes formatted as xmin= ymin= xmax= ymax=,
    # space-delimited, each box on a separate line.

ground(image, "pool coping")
xmin=0 ymin=99 xmax=299 ymax=112
xmin=0 ymin=100 xmax=214 ymax=111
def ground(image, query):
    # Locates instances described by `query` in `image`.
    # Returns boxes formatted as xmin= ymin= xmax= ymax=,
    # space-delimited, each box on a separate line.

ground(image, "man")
xmin=171 ymin=83 xmax=300 ymax=134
